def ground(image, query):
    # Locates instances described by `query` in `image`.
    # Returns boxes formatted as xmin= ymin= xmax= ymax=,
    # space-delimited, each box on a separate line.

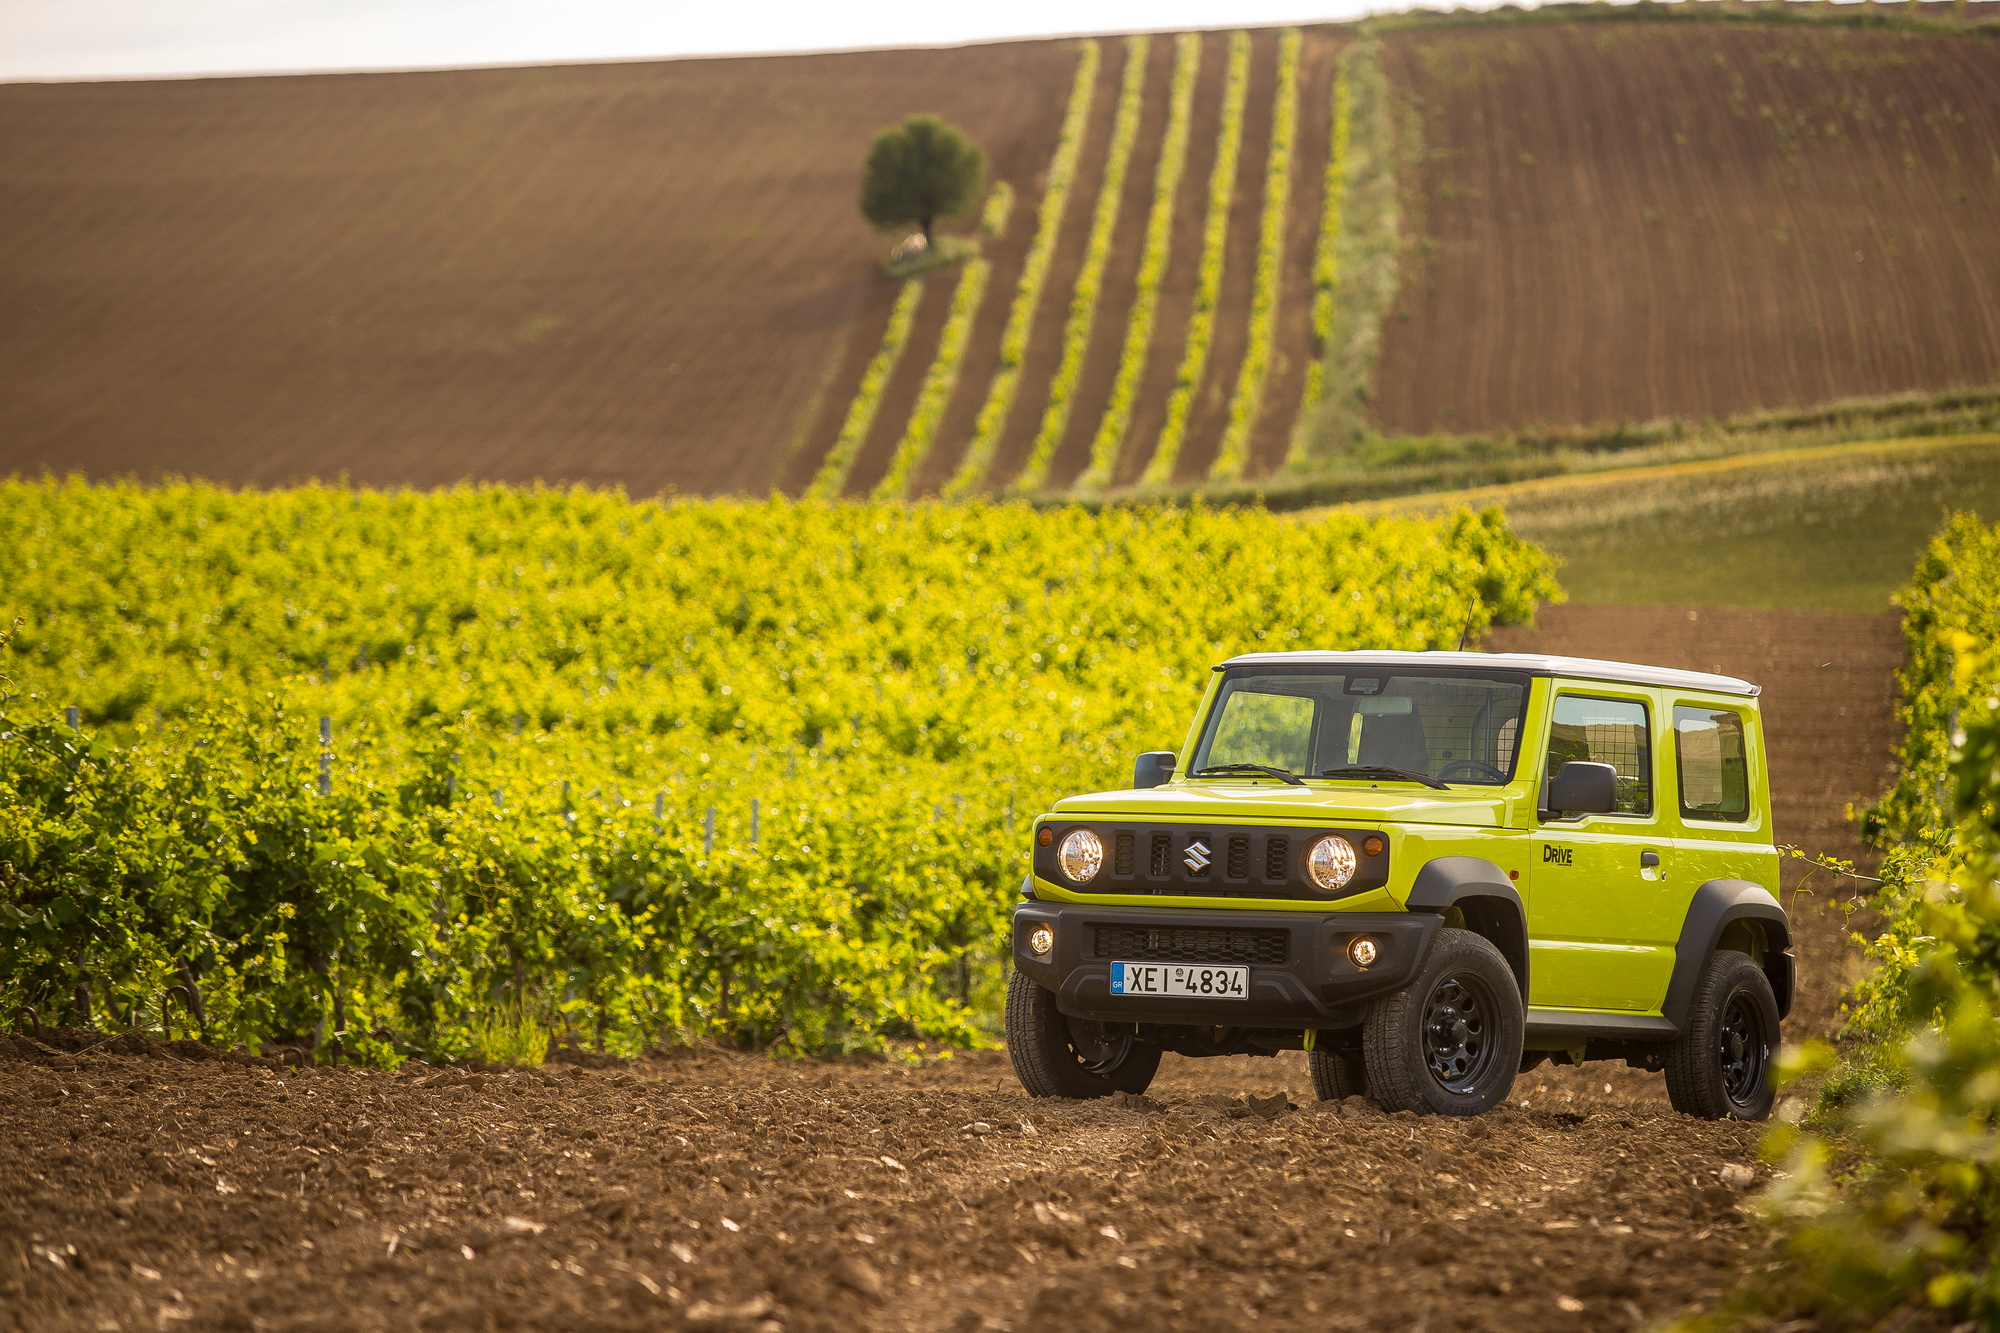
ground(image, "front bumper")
xmin=1011 ymin=901 xmax=1439 ymax=1028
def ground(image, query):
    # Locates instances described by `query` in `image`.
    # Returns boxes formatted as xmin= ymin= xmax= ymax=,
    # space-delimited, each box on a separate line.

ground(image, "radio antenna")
xmin=1454 ymin=600 xmax=1478 ymax=652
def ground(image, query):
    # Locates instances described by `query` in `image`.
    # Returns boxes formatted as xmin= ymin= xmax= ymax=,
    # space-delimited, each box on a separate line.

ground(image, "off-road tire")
xmin=1005 ymin=971 xmax=1161 ymax=1099
xmin=1664 ymin=950 xmax=1779 ymax=1120
xmin=1362 ymin=928 xmax=1523 ymax=1116
xmin=1308 ymin=1045 xmax=1368 ymax=1101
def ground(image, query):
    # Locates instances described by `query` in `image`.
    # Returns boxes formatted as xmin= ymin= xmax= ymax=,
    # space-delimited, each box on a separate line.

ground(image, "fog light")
xmin=1306 ymin=835 xmax=1358 ymax=891
xmin=1058 ymin=829 xmax=1104 ymax=884
xmin=1028 ymin=926 xmax=1055 ymax=957
xmin=1348 ymin=936 xmax=1379 ymax=968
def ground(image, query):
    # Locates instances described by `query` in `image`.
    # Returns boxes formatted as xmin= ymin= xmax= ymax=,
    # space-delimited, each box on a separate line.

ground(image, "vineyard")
xmin=0 ymin=482 xmax=1557 ymax=1064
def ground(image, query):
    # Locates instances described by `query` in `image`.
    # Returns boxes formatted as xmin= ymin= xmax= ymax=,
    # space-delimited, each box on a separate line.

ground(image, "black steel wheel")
xmin=1421 ymin=973 xmax=1500 ymax=1095
xmin=1666 ymin=950 xmax=1779 ymax=1120
xmin=1005 ymin=971 xmax=1161 ymax=1099
xmin=1362 ymin=927 xmax=1523 ymax=1116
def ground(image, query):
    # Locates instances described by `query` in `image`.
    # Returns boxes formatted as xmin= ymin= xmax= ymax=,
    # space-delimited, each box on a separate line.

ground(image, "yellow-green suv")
xmin=1007 ymin=650 xmax=1792 ymax=1120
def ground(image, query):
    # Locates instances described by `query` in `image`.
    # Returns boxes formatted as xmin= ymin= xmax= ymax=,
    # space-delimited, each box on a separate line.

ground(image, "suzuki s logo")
xmin=1184 ymin=840 xmax=1212 ymax=873
xmin=1542 ymin=844 xmax=1573 ymax=866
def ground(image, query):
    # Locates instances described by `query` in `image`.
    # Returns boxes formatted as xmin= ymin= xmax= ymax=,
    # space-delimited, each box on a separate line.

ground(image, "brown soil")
xmin=1 ymin=1034 xmax=1770 ymax=1333
xmin=0 ymin=43 xmax=1075 ymax=499
xmin=1489 ymin=602 xmax=1907 ymax=1039
xmin=1373 ymin=22 xmax=2000 ymax=436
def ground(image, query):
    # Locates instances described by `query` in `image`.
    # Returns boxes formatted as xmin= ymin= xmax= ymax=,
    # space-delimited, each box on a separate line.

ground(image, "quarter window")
xmin=1674 ymin=706 xmax=1750 ymax=822
xmin=1546 ymin=695 xmax=1652 ymax=815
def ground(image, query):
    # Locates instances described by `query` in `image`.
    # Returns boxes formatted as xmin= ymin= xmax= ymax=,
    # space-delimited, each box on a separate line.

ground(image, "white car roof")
xmin=1215 ymin=649 xmax=1760 ymax=697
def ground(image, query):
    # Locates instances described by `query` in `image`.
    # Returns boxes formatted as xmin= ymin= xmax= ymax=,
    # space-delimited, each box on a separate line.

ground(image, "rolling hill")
xmin=1 ymin=4 xmax=1996 ymax=498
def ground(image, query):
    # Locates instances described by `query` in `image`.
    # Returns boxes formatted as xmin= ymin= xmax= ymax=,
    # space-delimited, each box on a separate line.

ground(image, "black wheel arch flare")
xmin=1665 ymin=879 xmax=1795 ymax=1026
xmin=1404 ymin=856 xmax=1530 ymax=1003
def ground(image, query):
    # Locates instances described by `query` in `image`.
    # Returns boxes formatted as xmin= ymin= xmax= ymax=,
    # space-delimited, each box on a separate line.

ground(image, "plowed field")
xmin=1373 ymin=21 xmax=2000 ymax=435
xmin=0 ymin=1035 xmax=1769 ymax=1333
xmin=0 ymin=44 xmax=1075 ymax=497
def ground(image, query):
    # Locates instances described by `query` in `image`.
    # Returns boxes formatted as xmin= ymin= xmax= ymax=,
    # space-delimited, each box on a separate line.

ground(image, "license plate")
xmin=1110 ymin=961 xmax=1249 ymax=999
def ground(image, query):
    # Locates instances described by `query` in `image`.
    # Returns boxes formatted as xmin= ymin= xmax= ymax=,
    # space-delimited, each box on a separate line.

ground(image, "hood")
xmin=1050 ymin=778 xmax=1513 ymax=828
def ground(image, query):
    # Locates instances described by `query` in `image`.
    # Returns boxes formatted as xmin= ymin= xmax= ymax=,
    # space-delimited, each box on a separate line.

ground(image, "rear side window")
xmin=1546 ymin=695 xmax=1652 ymax=815
xmin=1674 ymin=705 xmax=1751 ymax=822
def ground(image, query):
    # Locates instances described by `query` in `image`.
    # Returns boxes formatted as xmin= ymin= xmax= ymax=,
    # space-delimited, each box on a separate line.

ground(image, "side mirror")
xmin=1546 ymin=761 xmax=1618 ymax=815
xmin=1133 ymin=751 xmax=1176 ymax=790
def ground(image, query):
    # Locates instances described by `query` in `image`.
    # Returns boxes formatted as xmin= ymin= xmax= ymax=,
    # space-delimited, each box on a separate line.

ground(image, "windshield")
xmin=1189 ymin=669 xmax=1530 ymax=787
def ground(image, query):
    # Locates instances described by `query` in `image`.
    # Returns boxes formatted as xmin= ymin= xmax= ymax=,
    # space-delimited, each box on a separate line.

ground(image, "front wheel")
xmin=1664 ymin=950 xmax=1779 ymax=1120
xmin=1362 ymin=928 xmax=1523 ymax=1116
xmin=1005 ymin=971 xmax=1161 ymax=1099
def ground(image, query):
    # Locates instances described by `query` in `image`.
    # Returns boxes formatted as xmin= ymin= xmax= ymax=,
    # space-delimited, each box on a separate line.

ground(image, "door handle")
xmin=1639 ymin=850 xmax=1660 ymax=869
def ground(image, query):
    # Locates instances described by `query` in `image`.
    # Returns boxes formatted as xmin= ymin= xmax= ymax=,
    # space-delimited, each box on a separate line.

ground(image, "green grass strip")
xmin=942 ymin=40 xmax=1101 ymax=498
xmin=872 ymin=258 xmax=992 ymax=499
xmin=1290 ymin=37 xmax=1399 ymax=467
xmin=1077 ymin=32 xmax=1200 ymax=492
xmin=1208 ymin=28 xmax=1301 ymax=483
xmin=805 ymin=278 xmax=925 ymax=500
xmin=1140 ymin=30 xmax=1250 ymax=488
xmin=1298 ymin=56 xmax=1353 ymax=416
xmin=1011 ymin=35 xmax=1151 ymax=494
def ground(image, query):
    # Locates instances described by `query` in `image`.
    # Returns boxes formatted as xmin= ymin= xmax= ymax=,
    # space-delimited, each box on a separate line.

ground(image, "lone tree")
xmin=859 ymin=114 xmax=985 ymax=248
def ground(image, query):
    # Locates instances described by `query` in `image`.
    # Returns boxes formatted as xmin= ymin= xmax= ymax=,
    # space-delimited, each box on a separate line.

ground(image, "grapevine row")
xmin=805 ymin=279 xmax=925 ymax=499
xmin=1012 ymin=36 xmax=1151 ymax=494
xmin=871 ymin=258 xmax=991 ymax=499
xmin=1298 ymin=58 xmax=1353 ymax=418
xmin=1208 ymin=28 xmax=1302 ymax=483
xmin=1077 ymin=33 xmax=1201 ymax=492
xmin=943 ymin=40 xmax=1101 ymax=497
xmin=1140 ymin=30 xmax=1251 ymax=487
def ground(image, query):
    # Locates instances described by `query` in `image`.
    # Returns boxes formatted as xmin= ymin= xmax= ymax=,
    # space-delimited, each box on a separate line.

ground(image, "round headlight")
xmin=1058 ymin=829 xmax=1104 ymax=884
xmin=1306 ymin=835 xmax=1358 ymax=892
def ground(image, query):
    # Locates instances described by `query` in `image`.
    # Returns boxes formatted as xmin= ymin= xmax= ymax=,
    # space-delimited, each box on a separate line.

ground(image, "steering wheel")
xmin=1435 ymin=759 xmax=1508 ymax=783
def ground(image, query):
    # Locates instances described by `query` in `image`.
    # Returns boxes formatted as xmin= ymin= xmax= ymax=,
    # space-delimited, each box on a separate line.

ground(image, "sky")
xmin=1 ymin=0 xmax=1497 ymax=83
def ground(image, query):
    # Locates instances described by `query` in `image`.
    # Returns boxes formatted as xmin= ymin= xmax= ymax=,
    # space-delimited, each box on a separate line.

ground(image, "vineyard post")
xmin=654 ymin=791 xmax=664 ymax=824
xmin=63 ymin=706 xmax=79 ymax=772
xmin=704 ymin=807 xmax=716 ymax=857
xmin=318 ymin=716 xmax=331 ymax=796
xmin=751 ymin=799 xmax=760 ymax=846
xmin=562 ymin=780 xmax=574 ymax=824
xmin=447 ymin=752 xmax=458 ymax=800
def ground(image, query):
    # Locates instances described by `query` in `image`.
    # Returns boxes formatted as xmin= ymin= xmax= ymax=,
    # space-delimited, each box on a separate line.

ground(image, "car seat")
xmin=1358 ymin=708 xmax=1430 ymax=774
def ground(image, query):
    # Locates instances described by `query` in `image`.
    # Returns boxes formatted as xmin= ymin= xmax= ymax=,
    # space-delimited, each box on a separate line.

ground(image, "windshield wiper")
xmin=1319 ymin=765 xmax=1451 ymax=791
xmin=1190 ymin=763 xmax=1307 ymax=788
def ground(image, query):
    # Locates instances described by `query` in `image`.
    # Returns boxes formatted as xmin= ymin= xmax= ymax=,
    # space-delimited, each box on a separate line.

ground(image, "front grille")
xmin=1093 ymin=924 xmax=1289 ymax=966
xmin=1035 ymin=821 xmax=1389 ymax=901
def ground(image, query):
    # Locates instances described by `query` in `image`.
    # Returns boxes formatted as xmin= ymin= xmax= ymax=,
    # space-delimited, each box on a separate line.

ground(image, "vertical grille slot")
xmin=1148 ymin=833 xmax=1172 ymax=878
xmin=1225 ymin=835 xmax=1251 ymax=880
xmin=1264 ymin=837 xmax=1290 ymax=883
xmin=1113 ymin=832 xmax=1135 ymax=877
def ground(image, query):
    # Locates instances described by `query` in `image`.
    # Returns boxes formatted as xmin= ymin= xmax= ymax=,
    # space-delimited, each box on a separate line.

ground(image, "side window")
xmin=1674 ymin=705 xmax=1750 ymax=822
xmin=1206 ymin=690 xmax=1316 ymax=773
xmin=1546 ymin=695 xmax=1653 ymax=815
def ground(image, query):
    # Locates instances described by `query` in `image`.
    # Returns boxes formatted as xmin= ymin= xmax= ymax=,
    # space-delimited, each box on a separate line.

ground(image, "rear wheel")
xmin=1362 ymin=928 xmax=1523 ymax=1116
xmin=1308 ymin=1044 xmax=1368 ymax=1101
xmin=1665 ymin=950 xmax=1779 ymax=1120
xmin=1005 ymin=971 xmax=1161 ymax=1099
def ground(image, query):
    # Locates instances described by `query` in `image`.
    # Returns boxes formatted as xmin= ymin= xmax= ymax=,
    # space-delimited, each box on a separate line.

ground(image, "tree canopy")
xmin=859 ymin=114 xmax=985 ymax=246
